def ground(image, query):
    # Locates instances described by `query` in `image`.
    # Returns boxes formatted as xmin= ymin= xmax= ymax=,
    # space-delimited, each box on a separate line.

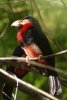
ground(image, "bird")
xmin=3 ymin=16 xmax=62 ymax=99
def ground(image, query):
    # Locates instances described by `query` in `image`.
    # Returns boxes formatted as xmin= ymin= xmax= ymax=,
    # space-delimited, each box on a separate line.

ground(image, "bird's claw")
xmin=38 ymin=55 xmax=44 ymax=62
xmin=26 ymin=56 xmax=30 ymax=66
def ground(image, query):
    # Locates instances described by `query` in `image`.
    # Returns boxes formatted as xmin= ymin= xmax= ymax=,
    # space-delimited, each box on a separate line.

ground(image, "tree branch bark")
xmin=0 ymin=56 xmax=67 ymax=76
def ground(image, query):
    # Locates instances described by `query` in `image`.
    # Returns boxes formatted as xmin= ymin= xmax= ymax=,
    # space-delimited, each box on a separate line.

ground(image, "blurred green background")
xmin=0 ymin=0 xmax=67 ymax=100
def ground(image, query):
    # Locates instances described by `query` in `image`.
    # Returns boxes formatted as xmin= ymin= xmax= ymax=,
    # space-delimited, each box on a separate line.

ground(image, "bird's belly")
xmin=23 ymin=43 xmax=42 ymax=58
xmin=23 ymin=42 xmax=48 ymax=65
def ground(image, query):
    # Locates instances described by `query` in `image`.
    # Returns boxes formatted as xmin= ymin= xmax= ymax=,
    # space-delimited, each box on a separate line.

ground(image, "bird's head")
xmin=11 ymin=19 xmax=31 ymax=28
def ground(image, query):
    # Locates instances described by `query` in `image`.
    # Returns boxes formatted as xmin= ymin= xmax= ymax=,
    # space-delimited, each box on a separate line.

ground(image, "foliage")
xmin=0 ymin=0 xmax=67 ymax=100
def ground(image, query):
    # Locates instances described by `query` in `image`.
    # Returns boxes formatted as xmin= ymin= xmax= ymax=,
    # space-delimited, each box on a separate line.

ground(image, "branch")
xmin=0 ymin=68 xmax=59 ymax=100
xmin=43 ymin=49 xmax=67 ymax=58
xmin=0 ymin=56 xmax=67 ymax=76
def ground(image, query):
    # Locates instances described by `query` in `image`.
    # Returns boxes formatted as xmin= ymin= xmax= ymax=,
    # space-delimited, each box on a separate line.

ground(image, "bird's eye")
xmin=22 ymin=19 xmax=30 ymax=25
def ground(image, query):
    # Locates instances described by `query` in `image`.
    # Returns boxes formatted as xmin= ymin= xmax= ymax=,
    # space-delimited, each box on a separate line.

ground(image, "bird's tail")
xmin=49 ymin=76 xmax=62 ymax=96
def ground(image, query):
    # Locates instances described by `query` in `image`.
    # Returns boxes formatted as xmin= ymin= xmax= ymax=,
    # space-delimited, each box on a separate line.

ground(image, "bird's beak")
xmin=11 ymin=23 xmax=14 ymax=27
xmin=11 ymin=21 xmax=19 ymax=27
xmin=11 ymin=19 xmax=30 ymax=27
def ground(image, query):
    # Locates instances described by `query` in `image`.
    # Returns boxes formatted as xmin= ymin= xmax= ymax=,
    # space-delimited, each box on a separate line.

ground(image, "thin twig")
xmin=0 ymin=68 xmax=59 ymax=100
xmin=0 ymin=0 xmax=27 ymax=5
xmin=43 ymin=49 xmax=67 ymax=58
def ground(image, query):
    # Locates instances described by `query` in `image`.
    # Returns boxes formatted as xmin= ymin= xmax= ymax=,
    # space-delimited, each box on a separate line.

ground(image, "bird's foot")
xmin=26 ymin=56 xmax=30 ymax=66
xmin=38 ymin=55 xmax=44 ymax=62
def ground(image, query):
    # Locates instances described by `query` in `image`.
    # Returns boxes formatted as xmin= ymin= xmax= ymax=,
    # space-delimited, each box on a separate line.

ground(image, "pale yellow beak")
xmin=11 ymin=20 xmax=22 ymax=27
xmin=11 ymin=19 xmax=30 ymax=27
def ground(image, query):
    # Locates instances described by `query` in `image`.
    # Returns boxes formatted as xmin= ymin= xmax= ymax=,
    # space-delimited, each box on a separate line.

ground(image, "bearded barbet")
xmin=3 ymin=16 xmax=62 ymax=99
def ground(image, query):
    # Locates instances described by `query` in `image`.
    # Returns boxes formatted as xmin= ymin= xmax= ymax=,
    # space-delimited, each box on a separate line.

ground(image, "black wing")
xmin=27 ymin=16 xmax=55 ymax=67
